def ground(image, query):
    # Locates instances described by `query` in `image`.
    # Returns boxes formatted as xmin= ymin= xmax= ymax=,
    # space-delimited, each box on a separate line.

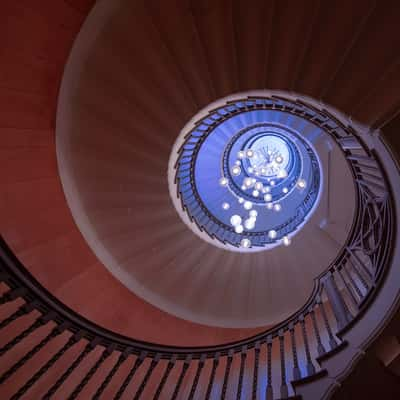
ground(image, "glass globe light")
xmin=232 ymin=165 xmax=241 ymax=176
xmin=235 ymin=225 xmax=244 ymax=233
xmin=246 ymin=149 xmax=254 ymax=158
xmin=277 ymin=169 xmax=288 ymax=178
xmin=230 ymin=215 xmax=242 ymax=226
xmin=244 ymin=177 xmax=253 ymax=188
xmin=244 ymin=201 xmax=253 ymax=210
xmin=222 ymin=202 xmax=230 ymax=210
xmin=268 ymin=230 xmax=277 ymax=239
xmin=252 ymin=190 xmax=260 ymax=197
xmin=240 ymin=238 xmax=251 ymax=248
xmin=255 ymin=182 xmax=263 ymax=191
xmin=249 ymin=210 xmax=258 ymax=218
xmin=264 ymin=193 xmax=272 ymax=202
xmin=297 ymin=178 xmax=306 ymax=189
xmin=219 ymin=177 xmax=228 ymax=187
xmin=244 ymin=218 xmax=256 ymax=230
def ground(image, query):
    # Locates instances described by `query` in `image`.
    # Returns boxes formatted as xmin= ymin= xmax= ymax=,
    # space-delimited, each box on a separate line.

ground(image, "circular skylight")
xmin=168 ymin=93 xmax=323 ymax=252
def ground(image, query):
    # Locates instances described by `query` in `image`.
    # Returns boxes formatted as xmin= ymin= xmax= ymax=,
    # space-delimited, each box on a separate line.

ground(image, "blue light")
xmin=170 ymin=96 xmax=323 ymax=252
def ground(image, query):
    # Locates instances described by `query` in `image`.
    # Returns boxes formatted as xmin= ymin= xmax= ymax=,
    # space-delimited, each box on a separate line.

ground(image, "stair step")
xmin=316 ymin=340 xmax=348 ymax=364
xmin=292 ymin=369 xmax=328 ymax=388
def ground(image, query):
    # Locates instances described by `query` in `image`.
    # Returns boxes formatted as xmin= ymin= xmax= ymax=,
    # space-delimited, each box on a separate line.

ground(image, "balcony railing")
xmin=0 ymin=96 xmax=396 ymax=399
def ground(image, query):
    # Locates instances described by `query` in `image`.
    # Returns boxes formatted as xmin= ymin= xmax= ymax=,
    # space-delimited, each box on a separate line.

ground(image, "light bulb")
xmin=297 ymin=179 xmax=306 ymax=189
xmin=277 ymin=169 xmax=288 ymax=178
xmin=235 ymin=225 xmax=244 ymax=233
xmin=266 ymin=202 xmax=273 ymax=209
xmin=274 ymin=203 xmax=282 ymax=212
xmin=244 ymin=218 xmax=255 ymax=230
xmin=244 ymin=201 xmax=253 ymax=210
xmin=230 ymin=215 xmax=242 ymax=227
xmin=244 ymin=177 xmax=253 ymax=188
xmin=282 ymin=187 xmax=289 ymax=194
xmin=232 ymin=165 xmax=241 ymax=176
xmin=238 ymin=151 xmax=245 ymax=159
xmin=246 ymin=149 xmax=254 ymax=158
xmin=252 ymin=190 xmax=260 ymax=197
xmin=240 ymin=238 xmax=251 ymax=248
xmin=264 ymin=193 xmax=272 ymax=202
xmin=249 ymin=210 xmax=258 ymax=218
xmin=282 ymin=236 xmax=291 ymax=246
xmin=268 ymin=230 xmax=277 ymax=239
xmin=255 ymin=182 xmax=263 ymax=191
xmin=222 ymin=202 xmax=230 ymax=210
xmin=219 ymin=177 xmax=228 ymax=187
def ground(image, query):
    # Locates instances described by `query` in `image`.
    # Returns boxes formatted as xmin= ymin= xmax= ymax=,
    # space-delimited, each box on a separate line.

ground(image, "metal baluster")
xmin=0 ymin=316 xmax=44 ymax=357
xmin=114 ymin=351 xmax=146 ymax=400
xmin=10 ymin=333 xmax=81 ymax=400
xmin=171 ymin=355 xmax=191 ymax=400
xmin=0 ymin=322 xmax=68 ymax=385
xmin=188 ymin=354 xmax=206 ymax=400
xmin=347 ymin=255 xmax=370 ymax=291
xmin=92 ymin=350 xmax=129 ymax=400
xmin=337 ymin=265 xmax=359 ymax=308
xmin=266 ymin=336 xmax=273 ymax=400
xmin=342 ymin=261 xmax=364 ymax=301
xmin=348 ymin=248 xmax=373 ymax=282
xmin=323 ymin=273 xmax=353 ymax=330
xmin=205 ymin=353 xmax=220 ymax=400
xmin=68 ymin=344 xmax=115 ymax=400
xmin=0 ymin=302 xmax=34 ymax=331
xmin=252 ymin=342 xmax=260 ymax=400
xmin=317 ymin=295 xmax=339 ymax=350
xmin=236 ymin=347 xmax=247 ymax=400
xmin=289 ymin=323 xmax=301 ymax=381
xmin=153 ymin=355 xmax=176 ymax=400
xmin=309 ymin=306 xmax=326 ymax=357
xmin=133 ymin=353 xmax=161 ymax=400
xmin=279 ymin=330 xmax=288 ymax=399
xmin=221 ymin=349 xmax=234 ymax=400
xmin=0 ymin=287 xmax=26 ymax=305
xmin=43 ymin=338 xmax=100 ymax=399
xmin=299 ymin=315 xmax=316 ymax=376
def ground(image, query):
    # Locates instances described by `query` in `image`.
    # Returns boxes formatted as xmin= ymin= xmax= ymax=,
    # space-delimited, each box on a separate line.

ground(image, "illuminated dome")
xmin=169 ymin=93 xmax=322 ymax=252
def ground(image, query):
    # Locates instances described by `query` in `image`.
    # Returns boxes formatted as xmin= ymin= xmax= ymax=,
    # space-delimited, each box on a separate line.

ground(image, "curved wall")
xmin=0 ymin=0 xmax=263 ymax=345
xmin=1 ymin=0 xmax=400 ymax=343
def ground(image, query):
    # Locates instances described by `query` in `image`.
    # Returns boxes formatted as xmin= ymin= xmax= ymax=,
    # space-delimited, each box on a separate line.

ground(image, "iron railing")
xmin=0 ymin=96 xmax=395 ymax=399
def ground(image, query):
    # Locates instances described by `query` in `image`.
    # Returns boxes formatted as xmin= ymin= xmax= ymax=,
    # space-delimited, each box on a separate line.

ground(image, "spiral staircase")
xmin=1 ymin=0 xmax=400 ymax=399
